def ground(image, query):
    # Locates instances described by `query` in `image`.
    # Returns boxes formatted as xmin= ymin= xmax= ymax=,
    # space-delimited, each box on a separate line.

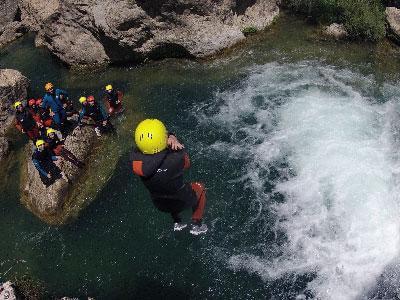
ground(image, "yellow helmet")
xmin=105 ymin=84 xmax=113 ymax=91
xmin=36 ymin=139 xmax=45 ymax=148
xmin=13 ymin=101 xmax=22 ymax=109
xmin=134 ymin=119 xmax=168 ymax=154
xmin=46 ymin=128 xmax=57 ymax=136
xmin=44 ymin=82 xmax=54 ymax=91
xmin=79 ymin=96 xmax=87 ymax=104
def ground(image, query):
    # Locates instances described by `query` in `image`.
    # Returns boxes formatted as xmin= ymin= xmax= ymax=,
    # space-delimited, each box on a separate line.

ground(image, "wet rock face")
xmin=386 ymin=7 xmax=400 ymax=44
xmin=17 ymin=0 xmax=280 ymax=67
xmin=23 ymin=126 xmax=97 ymax=223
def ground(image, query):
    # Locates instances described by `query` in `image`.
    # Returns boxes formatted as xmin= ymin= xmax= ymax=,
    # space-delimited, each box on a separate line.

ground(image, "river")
xmin=1 ymin=15 xmax=400 ymax=299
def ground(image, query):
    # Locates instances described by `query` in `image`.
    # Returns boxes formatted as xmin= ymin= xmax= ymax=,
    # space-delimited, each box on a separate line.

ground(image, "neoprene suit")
xmin=131 ymin=147 xmax=206 ymax=224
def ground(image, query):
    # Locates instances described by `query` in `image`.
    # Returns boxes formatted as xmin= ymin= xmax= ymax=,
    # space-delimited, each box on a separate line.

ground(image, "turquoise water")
xmin=1 ymin=16 xmax=400 ymax=299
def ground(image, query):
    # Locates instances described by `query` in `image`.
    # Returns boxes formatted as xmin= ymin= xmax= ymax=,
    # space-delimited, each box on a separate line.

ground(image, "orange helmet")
xmin=44 ymin=82 xmax=54 ymax=91
xmin=87 ymin=95 xmax=95 ymax=102
xmin=28 ymin=99 xmax=36 ymax=106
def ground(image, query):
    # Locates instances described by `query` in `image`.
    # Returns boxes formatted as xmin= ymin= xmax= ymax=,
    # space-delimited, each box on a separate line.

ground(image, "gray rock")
xmin=35 ymin=1 xmax=109 ymax=67
xmin=0 ymin=21 xmax=28 ymax=48
xmin=386 ymin=7 xmax=400 ymax=44
xmin=0 ymin=137 xmax=10 ymax=161
xmin=0 ymin=69 xmax=29 ymax=161
xmin=0 ymin=281 xmax=17 ymax=300
xmin=19 ymin=0 xmax=61 ymax=31
xmin=0 ymin=69 xmax=30 ymax=135
xmin=323 ymin=23 xmax=348 ymax=40
xmin=20 ymin=0 xmax=279 ymax=67
xmin=23 ymin=126 xmax=97 ymax=223
xmin=0 ymin=0 xmax=19 ymax=29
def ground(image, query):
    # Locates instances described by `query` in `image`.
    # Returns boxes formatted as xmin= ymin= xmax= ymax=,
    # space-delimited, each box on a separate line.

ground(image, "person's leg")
xmin=190 ymin=182 xmax=208 ymax=235
xmin=171 ymin=212 xmax=182 ymax=223
xmin=191 ymin=182 xmax=207 ymax=223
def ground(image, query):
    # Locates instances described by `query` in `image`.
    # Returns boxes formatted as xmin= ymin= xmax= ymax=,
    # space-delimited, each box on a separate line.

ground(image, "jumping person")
xmin=131 ymin=119 xmax=208 ymax=235
xmin=45 ymin=128 xmax=84 ymax=168
xmin=42 ymin=82 xmax=67 ymax=130
xmin=14 ymin=101 xmax=40 ymax=141
xmin=32 ymin=139 xmax=68 ymax=186
xmin=77 ymin=95 xmax=111 ymax=137
xmin=103 ymin=84 xmax=124 ymax=116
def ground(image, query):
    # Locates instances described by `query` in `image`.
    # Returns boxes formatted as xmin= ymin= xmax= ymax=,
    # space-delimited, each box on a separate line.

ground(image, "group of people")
xmin=13 ymin=83 xmax=207 ymax=234
xmin=14 ymin=82 xmax=123 ymax=186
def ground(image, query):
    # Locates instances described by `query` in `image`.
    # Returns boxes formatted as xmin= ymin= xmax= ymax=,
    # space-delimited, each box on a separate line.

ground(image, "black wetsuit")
xmin=131 ymin=148 xmax=197 ymax=218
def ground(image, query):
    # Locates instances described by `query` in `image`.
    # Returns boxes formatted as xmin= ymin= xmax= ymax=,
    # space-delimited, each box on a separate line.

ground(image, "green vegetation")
xmin=242 ymin=26 xmax=259 ymax=36
xmin=282 ymin=0 xmax=386 ymax=41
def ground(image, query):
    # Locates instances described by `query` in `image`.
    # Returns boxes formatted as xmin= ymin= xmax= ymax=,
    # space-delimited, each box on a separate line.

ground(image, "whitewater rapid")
xmin=205 ymin=63 xmax=400 ymax=299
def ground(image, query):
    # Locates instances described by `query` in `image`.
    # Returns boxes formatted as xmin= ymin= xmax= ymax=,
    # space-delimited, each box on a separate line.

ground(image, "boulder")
xmin=19 ymin=0 xmax=61 ymax=31
xmin=0 ymin=281 xmax=17 ymax=300
xmin=22 ymin=125 xmax=97 ymax=223
xmin=386 ymin=7 xmax=400 ymax=44
xmin=23 ymin=0 xmax=280 ymax=67
xmin=0 ymin=69 xmax=30 ymax=136
xmin=0 ymin=21 xmax=28 ymax=48
xmin=323 ymin=23 xmax=348 ymax=40
xmin=35 ymin=1 xmax=109 ymax=67
xmin=0 ymin=0 xmax=19 ymax=29
xmin=0 ymin=69 xmax=29 ymax=162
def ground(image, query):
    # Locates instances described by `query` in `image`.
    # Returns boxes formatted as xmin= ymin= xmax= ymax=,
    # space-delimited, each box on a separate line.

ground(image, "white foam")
xmin=205 ymin=62 xmax=400 ymax=299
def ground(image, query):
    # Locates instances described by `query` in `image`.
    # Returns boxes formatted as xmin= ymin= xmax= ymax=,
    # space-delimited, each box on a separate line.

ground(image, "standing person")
xmin=32 ymin=139 xmax=67 ymax=186
xmin=14 ymin=101 xmax=40 ymax=141
xmin=103 ymin=84 xmax=124 ymax=115
xmin=41 ymin=82 xmax=67 ymax=130
xmin=131 ymin=119 xmax=208 ymax=235
xmin=77 ymin=95 xmax=111 ymax=137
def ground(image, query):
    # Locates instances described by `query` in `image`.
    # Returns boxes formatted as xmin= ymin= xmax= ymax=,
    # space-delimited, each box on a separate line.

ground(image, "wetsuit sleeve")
xmin=32 ymin=159 xmax=48 ymax=177
xmin=41 ymin=95 xmax=48 ymax=108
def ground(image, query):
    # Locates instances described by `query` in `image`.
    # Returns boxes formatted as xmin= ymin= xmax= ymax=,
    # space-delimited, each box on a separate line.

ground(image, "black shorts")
xmin=151 ymin=183 xmax=197 ymax=214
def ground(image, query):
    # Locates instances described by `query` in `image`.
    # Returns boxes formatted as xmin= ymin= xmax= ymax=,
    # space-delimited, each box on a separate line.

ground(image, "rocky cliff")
xmin=0 ymin=0 xmax=280 ymax=67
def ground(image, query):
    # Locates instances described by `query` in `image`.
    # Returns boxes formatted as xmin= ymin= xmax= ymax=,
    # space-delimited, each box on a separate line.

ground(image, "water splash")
xmin=203 ymin=62 xmax=400 ymax=299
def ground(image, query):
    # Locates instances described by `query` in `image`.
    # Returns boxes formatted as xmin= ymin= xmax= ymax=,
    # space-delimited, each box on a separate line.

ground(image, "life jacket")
xmin=15 ymin=109 xmax=36 ymax=131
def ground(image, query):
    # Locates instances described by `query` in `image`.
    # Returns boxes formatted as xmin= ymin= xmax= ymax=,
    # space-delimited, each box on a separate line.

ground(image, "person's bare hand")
xmin=47 ymin=173 xmax=51 ymax=179
xmin=168 ymin=135 xmax=184 ymax=150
